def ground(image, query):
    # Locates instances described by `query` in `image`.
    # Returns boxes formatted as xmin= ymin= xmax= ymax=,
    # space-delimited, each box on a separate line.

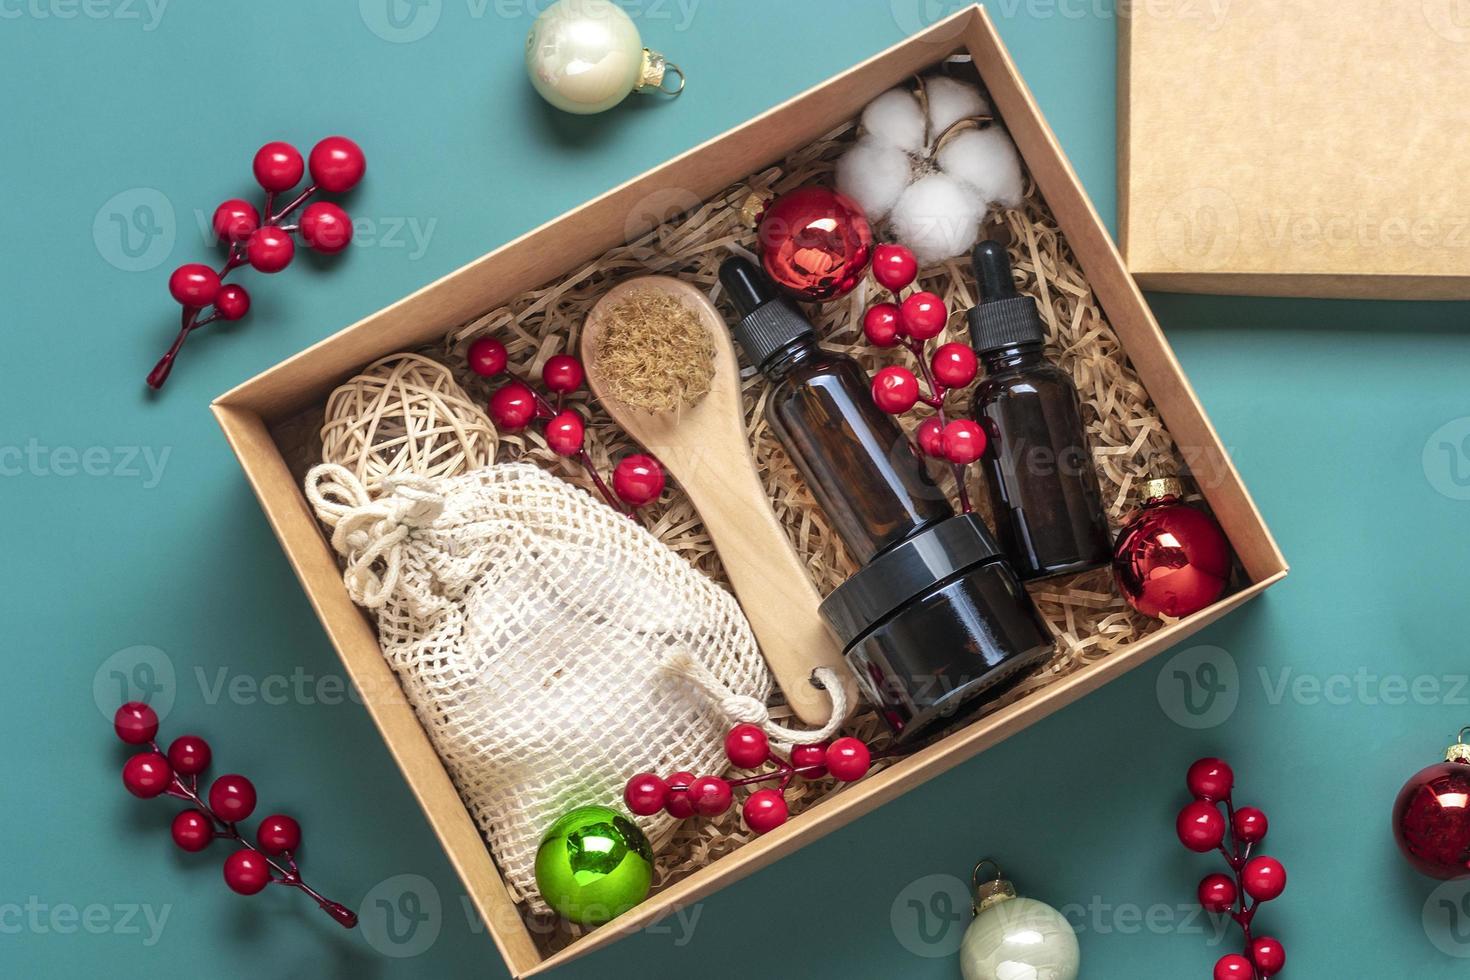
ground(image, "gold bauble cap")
xmin=1141 ymin=476 xmax=1184 ymax=503
xmin=634 ymin=49 xmax=685 ymax=96
xmin=971 ymin=859 xmax=1018 ymax=915
xmin=738 ymin=189 xmax=774 ymax=229
xmin=1448 ymin=728 xmax=1470 ymax=763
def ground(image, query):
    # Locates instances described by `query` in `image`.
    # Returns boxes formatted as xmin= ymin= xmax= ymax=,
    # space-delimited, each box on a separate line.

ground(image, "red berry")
xmin=663 ymin=771 xmax=696 ymax=819
xmin=166 ymin=735 xmax=212 ymax=776
xmin=246 ymin=226 xmax=295 ymax=273
xmin=257 ymin=814 xmax=302 ymax=855
xmin=488 ymin=380 xmax=537 ymax=430
xmin=862 ymin=303 xmax=902 ymax=348
xmin=213 ymin=284 xmax=251 ymax=321
xmin=212 ymin=199 xmax=260 ymax=243
xmin=931 ymin=343 xmax=978 ymax=388
xmin=544 ymin=410 xmax=585 ymax=456
xmin=467 ymin=337 xmax=508 ymax=377
xmin=223 ymin=849 xmax=272 ymax=895
xmin=308 ymin=136 xmax=366 ymax=194
xmin=122 ymin=752 xmax=173 ymax=798
xmin=541 ymin=354 xmax=584 ymax=394
xmin=1187 ymin=758 xmax=1235 ymax=801
xmin=1250 ymin=936 xmax=1286 ymax=976
xmin=1241 ymin=855 xmax=1286 ymax=902
xmin=623 ymin=773 xmax=668 ymax=816
xmin=915 ymin=417 xmax=945 ymax=458
xmin=688 ymin=776 xmax=734 ymax=817
xmin=171 ymin=809 xmax=214 ymax=852
xmin=1232 ymin=806 xmax=1268 ymax=844
xmin=113 ymin=702 xmax=159 ymax=744
xmin=743 ymin=789 xmax=788 ymax=834
xmin=1214 ymin=954 xmax=1254 ymax=980
xmin=899 ymin=291 xmax=947 ymax=340
xmin=871 ymin=243 xmax=918 ymax=291
xmin=1176 ymin=800 xmax=1226 ymax=853
xmin=724 ymin=724 xmax=770 ymax=769
xmin=871 ymin=366 xmax=919 ymax=414
xmin=253 ymin=141 xmax=304 ymax=193
xmin=300 ymin=201 xmax=352 ymax=253
xmin=612 ymin=455 xmax=665 ymax=507
xmin=208 ymin=774 xmax=257 ymax=823
xmin=790 ymin=743 xmax=828 ymax=779
xmin=941 ymin=419 xmax=986 ymax=465
xmin=168 ymin=263 xmax=222 ymax=307
xmin=1197 ymin=873 xmax=1236 ymax=913
xmin=825 ymin=737 xmax=871 ymax=782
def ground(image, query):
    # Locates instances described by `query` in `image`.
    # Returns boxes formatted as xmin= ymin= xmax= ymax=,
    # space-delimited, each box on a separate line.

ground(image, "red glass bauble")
xmin=1112 ymin=481 xmax=1230 ymax=619
xmin=1393 ymin=748 xmax=1470 ymax=879
xmin=752 ymin=186 xmax=871 ymax=302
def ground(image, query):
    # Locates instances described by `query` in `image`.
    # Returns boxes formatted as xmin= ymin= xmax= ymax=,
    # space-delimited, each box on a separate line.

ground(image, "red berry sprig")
xmin=468 ymin=339 xmax=666 ymax=517
xmin=113 ymin=701 xmax=357 ymax=928
xmin=147 ymin=137 xmax=366 ymax=390
xmin=623 ymin=724 xmax=892 ymax=835
xmin=863 ymin=243 xmax=980 ymax=512
xmin=1175 ymin=758 xmax=1286 ymax=979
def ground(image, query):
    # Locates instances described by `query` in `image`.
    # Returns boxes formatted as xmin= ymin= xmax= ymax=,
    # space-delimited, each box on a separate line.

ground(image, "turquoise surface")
xmin=4 ymin=2 xmax=1470 ymax=976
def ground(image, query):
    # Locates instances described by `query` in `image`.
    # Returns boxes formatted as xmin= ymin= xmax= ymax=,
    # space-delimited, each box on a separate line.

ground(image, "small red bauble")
xmin=663 ymin=771 xmax=696 ymax=819
xmin=114 ymin=701 xmax=159 ymax=744
xmin=1187 ymin=758 xmax=1235 ymax=801
xmin=742 ymin=789 xmax=789 ymax=834
xmin=753 ymin=186 xmax=872 ymax=302
xmin=1213 ymin=953 xmax=1254 ymax=980
xmin=1393 ymin=743 xmax=1470 ymax=879
xmin=862 ymin=303 xmax=902 ymax=348
xmin=624 ymin=773 xmax=669 ymax=816
xmin=246 ymin=226 xmax=295 ymax=273
xmin=871 ymin=243 xmax=918 ymax=291
xmin=300 ymin=201 xmax=353 ymax=253
xmin=212 ymin=199 xmax=260 ymax=243
xmin=871 ymin=365 xmax=920 ymax=414
xmin=940 ymin=419 xmax=986 ymax=465
xmin=541 ymin=354 xmax=584 ymax=394
xmin=1250 ymin=936 xmax=1286 ymax=976
xmin=213 ymin=284 xmax=251 ymax=321
xmin=1113 ymin=481 xmax=1230 ymax=619
xmin=915 ymin=417 xmax=945 ymax=458
xmin=825 ymin=737 xmax=871 ymax=782
xmin=257 ymin=814 xmax=302 ymax=855
xmin=252 ymin=141 xmax=304 ymax=193
xmin=724 ymin=724 xmax=770 ymax=769
xmin=1241 ymin=855 xmax=1286 ymax=902
xmin=308 ymin=136 xmax=366 ymax=194
xmin=171 ymin=809 xmax=214 ymax=852
xmin=931 ymin=343 xmax=978 ymax=388
xmin=1176 ymin=800 xmax=1226 ymax=853
xmin=168 ymin=263 xmax=222 ymax=307
xmin=790 ymin=743 xmax=828 ymax=779
xmin=488 ymin=380 xmax=538 ymax=430
xmin=688 ymin=776 xmax=734 ymax=817
xmin=208 ymin=774 xmax=258 ymax=823
xmin=467 ymin=336 xmax=509 ymax=377
xmin=1197 ymin=873 xmax=1236 ymax=913
xmin=543 ymin=410 xmax=585 ymax=456
xmin=166 ymin=735 xmax=212 ymax=776
xmin=1233 ymin=806 xmax=1268 ymax=844
xmin=899 ymin=291 xmax=947 ymax=340
xmin=612 ymin=455 xmax=665 ymax=507
xmin=223 ymin=849 xmax=272 ymax=895
xmin=122 ymin=752 xmax=173 ymax=798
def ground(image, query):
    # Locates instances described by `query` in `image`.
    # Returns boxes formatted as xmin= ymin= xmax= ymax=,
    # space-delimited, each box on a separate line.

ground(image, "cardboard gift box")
xmin=213 ymin=6 xmax=1286 ymax=975
xmin=1119 ymin=0 xmax=1470 ymax=299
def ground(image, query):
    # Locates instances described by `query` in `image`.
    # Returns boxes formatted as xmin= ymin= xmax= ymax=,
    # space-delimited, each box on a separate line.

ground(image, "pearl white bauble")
xmin=525 ymin=0 xmax=646 ymax=114
xmin=959 ymin=896 xmax=1080 ymax=980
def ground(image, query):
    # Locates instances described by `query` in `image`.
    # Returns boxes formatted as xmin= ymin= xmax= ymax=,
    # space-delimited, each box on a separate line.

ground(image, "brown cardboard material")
xmin=1119 ymin=0 xmax=1470 ymax=299
xmin=213 ymin=7 xmax=1287 ymax=975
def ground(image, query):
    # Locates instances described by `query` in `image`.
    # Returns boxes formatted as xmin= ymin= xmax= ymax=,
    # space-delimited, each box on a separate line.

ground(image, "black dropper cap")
xmin=719 ymin=256 xmax=815 ymax=373
xmin=967 ymin=240 xmax=1044 ymax=354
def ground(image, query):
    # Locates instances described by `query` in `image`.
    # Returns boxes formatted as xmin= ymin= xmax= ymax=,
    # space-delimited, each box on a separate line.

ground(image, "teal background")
xmin=4 ymin=1 xmax=1470 ymax=976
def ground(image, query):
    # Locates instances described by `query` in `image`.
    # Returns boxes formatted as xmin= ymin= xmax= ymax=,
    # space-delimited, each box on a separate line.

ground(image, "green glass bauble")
xmin=534 ymin=806 xmax=653 ymax=925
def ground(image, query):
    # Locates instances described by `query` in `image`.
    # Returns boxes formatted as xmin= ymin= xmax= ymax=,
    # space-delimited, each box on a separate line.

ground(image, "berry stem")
xmin=670 ymin=745 xmax=902 ymax=793
xmin=903 ymin=337 xmax=973 ymax=514
xmin=513 ymin=372 xmax=636 ymax=518
xmin=272 ymin=184 xmax=317 ymax=223
xmin=1219 ymin=792 xmax=1262 ymax=980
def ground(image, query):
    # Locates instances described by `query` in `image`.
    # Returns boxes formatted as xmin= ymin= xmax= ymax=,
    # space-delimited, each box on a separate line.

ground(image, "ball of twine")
xmin=320 ymin=353 xmax=497 ymax=495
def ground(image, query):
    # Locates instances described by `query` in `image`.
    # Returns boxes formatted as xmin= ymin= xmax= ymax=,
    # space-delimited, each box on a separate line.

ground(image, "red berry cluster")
xmin=623 ymin=724 xmax=881 ymax=835
xmin=147 ymin=137 xmax=366 ymax=390
xmin=1175 ymin=758 xmax=1286 ymax=979
xmin=113 ymin=702 xmax=356 ymax=928
xmin=467 ymin=339 xmax=667 ymax=516
xmin=863 ymin=244 xmax=982 ymax=510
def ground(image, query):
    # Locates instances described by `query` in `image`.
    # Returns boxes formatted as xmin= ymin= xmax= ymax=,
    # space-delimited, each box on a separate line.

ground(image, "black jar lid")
xmin=820 ymin=514 xmax=1005 ymax=648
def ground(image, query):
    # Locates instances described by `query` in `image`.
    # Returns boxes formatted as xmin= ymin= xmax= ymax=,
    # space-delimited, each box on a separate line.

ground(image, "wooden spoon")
xmin=581 ymin=275 xmax=854 ymax=725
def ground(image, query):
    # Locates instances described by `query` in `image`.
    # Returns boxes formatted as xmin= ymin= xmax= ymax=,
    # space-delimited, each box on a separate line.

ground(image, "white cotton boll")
xmin=888 ymin=173 xmax=984 ymax=266
xmin=936 ymin=126 xmax=1025 ymax=209
xmin=925 ymin=76 xmax=990 ymax=136
xmin=835 ymin=136 xmax=913 ymax=221
xmin=860 ymin=87 xmax=926 ymax=152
